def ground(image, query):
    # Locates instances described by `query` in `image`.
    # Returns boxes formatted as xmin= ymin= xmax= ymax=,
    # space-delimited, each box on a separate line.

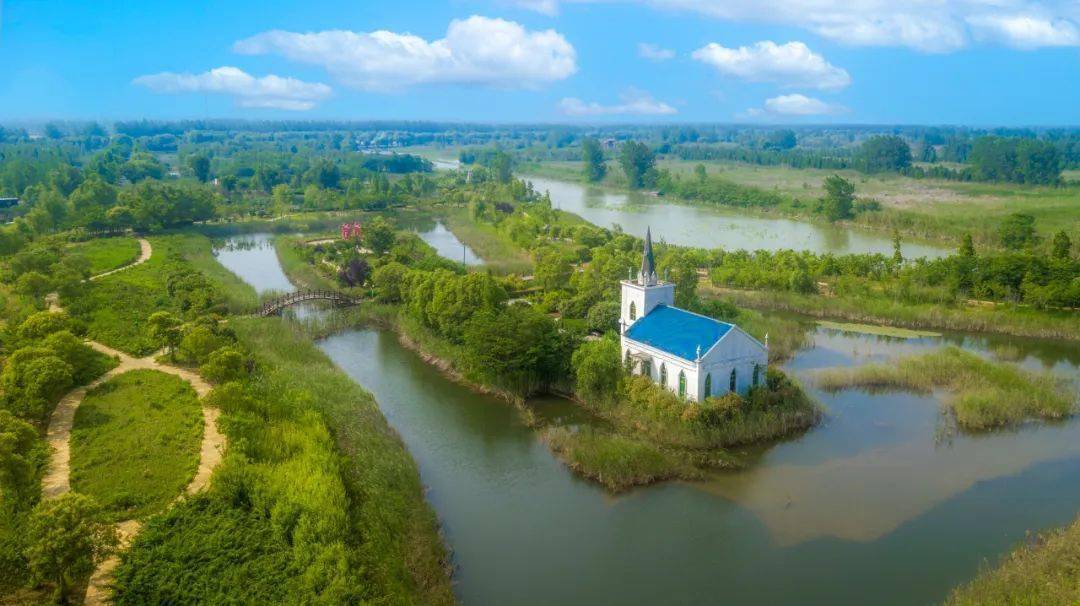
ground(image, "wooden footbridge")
xmin=257 ymin=289 xmax=362 ymax=316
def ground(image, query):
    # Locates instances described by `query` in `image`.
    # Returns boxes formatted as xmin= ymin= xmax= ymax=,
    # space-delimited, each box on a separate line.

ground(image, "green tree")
xmin=998 ymin=213 xmax=1038 ymax=250
xmin=371 ymin=262 xmax=410 ymax=303
xmin=462 ymin=305 xmax=569 ymax=394
xmin=534 ymin=248 xmax=574 ymax=291
xmin=25 ymin=493 xmax=118 ymax=604
xmin=857 ymin=135 xmax=912 ymax=172
xmin=147 ymin=311 xmax=182 ymax=355
xmin=891 ymin=229 xmax=904 ymax=269
xmin=581 ymin=138 xmax=606 ymax=183
xmin=820 ymin=175 xmax=855 ymax=221
xmin=0 ymin=410 xmax=45 ymax=507
xmin=763 ymin=129 xmax=797 ymax=150
xmin=959 ymin=234 xmax=976 ymax=258
xmin=188 ymin=154 xmax=211 ymax=183
xmin=490 ymin=152 xmax=513 ymax=184
xmin=619 ymin=141 xmax=656 ymax=189
xmin=0 ymin=348 xmax=73 ymax=421
xmin=694 ymin=164 xmax=707 ymax=184
xmin=1051 ymin=230 xmax=1072 ymax=260
xmin=362 ymin=216 xmax=396 ymax=255
xmin=571 ymin=337 xmax=622 ymax=401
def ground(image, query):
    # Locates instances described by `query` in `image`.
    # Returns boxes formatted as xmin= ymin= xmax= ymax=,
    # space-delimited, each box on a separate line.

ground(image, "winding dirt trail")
xmin=41 ymin=237 xmax=227 ymax=605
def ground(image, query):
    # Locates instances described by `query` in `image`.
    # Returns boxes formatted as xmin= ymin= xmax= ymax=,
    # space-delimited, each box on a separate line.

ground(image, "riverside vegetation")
xmin=285 ymin=169 xmax=820 ymax=491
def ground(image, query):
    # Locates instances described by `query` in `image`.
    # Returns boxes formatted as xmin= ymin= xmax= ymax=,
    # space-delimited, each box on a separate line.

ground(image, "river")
xmin=214 ymin=234 xmax=1080 ymax=605
xmin=524 ymin=176 xmax=950 ymax=259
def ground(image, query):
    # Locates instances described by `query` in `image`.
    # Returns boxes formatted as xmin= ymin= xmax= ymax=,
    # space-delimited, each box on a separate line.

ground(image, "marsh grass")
xmin=543 ymin=426 xmax=701 ymax=491
xmin=816 ymin=320 xmax=941 ymax=339
xmin=69 ymin=369 xmax=203 ymax=521
xmin=814 ymin=347 xmax=1076 ymax=430
xmin=945 ymin=514 xmax=1080 ymax=605
xmin=69 ymin=237 xmax=141 ymax=275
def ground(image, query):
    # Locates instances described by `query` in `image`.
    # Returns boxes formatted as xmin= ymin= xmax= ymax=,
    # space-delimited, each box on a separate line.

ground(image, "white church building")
xmin=619 ymin=229 xmax=769 ymax=402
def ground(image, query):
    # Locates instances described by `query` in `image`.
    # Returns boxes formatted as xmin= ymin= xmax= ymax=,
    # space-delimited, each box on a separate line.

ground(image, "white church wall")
xmin=619 ymin=280 xmax=674 ymax=333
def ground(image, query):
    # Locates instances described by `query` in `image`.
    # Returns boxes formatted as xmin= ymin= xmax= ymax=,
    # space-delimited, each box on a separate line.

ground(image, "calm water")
xmin=527 ymin=176 xmax=951 ymax=259
xmin=217 ymin=234 xmax=1080 ymax=606
xmin=414 ymin=221 xmax=482 ymax=266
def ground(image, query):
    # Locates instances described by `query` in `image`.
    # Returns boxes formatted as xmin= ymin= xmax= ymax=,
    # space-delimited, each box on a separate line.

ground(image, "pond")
xmin=214 ymin=234 xmax=1080 ymax=605
xmin=527 ymin=176 xmax=952 ymax=260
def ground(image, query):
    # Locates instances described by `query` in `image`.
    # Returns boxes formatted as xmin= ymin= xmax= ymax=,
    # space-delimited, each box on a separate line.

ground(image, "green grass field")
xmin=69 ymin=369 xmax=204 ymax=521
xmin=441 ymin=208 xmax=533 ymax=274
xmin=543 ymin=426 xmax=701 ymax=491
xmin=69 ymin=237 xmax=141 ymax=275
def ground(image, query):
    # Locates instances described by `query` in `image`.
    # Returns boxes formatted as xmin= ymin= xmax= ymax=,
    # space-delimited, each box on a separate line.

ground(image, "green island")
xmin=0 ymin=121 xmax=1075 ymax=605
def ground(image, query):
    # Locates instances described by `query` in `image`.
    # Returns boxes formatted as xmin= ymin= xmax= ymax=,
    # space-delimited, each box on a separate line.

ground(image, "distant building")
xmin=601 ymin=138 xmax=618 ymax=151
xmin=620 ymin=228 xmax=768 ymax=401
xmin=0 ymin=198 xmax=19 ymax=209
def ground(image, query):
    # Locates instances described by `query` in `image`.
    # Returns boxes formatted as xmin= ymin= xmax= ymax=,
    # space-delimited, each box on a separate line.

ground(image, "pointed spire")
xmin=639 ymin=227 xmax=657 ymax=286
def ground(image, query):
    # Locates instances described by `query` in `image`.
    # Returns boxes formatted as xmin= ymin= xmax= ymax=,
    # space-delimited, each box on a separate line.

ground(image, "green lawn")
xmin=69 ymin=237 xmax=141 ymax=275
xmin=70 ymin=369 xmax=204 ymax=521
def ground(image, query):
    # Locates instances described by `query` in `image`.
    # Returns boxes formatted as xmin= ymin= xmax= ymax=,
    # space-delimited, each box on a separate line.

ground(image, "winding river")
xmin=214 ymin=234 xmax=1080 ymax=605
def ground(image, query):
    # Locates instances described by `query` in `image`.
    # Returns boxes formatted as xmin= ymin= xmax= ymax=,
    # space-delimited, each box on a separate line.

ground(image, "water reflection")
xmin=528 ymin=176 xmax=951 ymax=259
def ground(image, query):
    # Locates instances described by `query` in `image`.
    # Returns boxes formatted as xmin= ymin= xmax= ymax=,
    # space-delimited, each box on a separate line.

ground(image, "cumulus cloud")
xmin=559 ymin=90 xmax=677 ymax=116
xmin=638 ymin=43 xmax=676 ymax=61
xmin=526 ymin=0 xmax=1080 ymax=52
xmin=692 ymin=41 xmax=851 ymax=90
xmin=968 ymin=14 xmax=1080 ymax=48
xmin=234 ymin=16 xmax=577 ymax=91
xmin=133 ymin=66 xmax=331 ymax=110
xmin=742 ymin=93 xmax=846 ymax=118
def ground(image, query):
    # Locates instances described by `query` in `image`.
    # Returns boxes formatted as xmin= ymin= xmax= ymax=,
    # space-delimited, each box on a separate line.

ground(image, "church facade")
xmin=619 ymin=229 xmax=768 ymax=402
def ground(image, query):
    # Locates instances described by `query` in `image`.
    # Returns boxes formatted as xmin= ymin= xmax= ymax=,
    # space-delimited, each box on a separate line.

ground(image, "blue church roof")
xmin=624 ymin=305 xmax=733 ymax=361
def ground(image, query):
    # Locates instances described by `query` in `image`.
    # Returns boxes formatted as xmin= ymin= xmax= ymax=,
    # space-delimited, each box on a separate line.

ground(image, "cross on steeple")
xmin=639 ymin=227 xmax=658 ymax=286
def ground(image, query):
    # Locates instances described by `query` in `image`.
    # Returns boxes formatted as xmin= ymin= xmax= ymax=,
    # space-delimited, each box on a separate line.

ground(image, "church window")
xmin=642 ymin=360 xmax=651 ymax=380
xmin=704 ymin=373 xmax=712 ymax=398
xmin=729 ymin=368 xmax=737 ymax=392
xmin=752 ymin=364 xmax=761 ymax=387
xmin=660 ymin=363 xmax=667 ymax=387
xmin=624 ymin=350 xmax=632 ymax=369
xmin=629 ymin=301 xmax=636 ymax=321
xmin=678 ymin=371 xmax=686 ymax=397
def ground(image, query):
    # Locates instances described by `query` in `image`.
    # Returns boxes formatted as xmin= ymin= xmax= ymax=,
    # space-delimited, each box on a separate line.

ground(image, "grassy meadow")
xmin=814 ymin=347 xmax=1077 ymax=430
xmin=441 ymin=208 xmax=533 ymax=274
xmin=543 ymin=427 xmax=702 ymax=491
xmin=69 ymin=369 xmax=204 ymax=521
xmin=68 ymin=237 xmax=141 ymax=275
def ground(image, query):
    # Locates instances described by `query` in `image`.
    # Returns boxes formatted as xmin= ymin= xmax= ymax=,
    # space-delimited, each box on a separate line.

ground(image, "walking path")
xmin=42 ymin=237 xmax=226 ymax=605
xmin=89 ymin=238 xmax=152 ymax=281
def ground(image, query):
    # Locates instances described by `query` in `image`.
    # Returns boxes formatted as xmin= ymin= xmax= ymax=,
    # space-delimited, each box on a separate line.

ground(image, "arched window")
xmin=752 ymin=364 xmax=761 ymax=387
xmin=704 ymin=373 xmax=712 ymax=398
xmin=624 ymin=349 xmax=632 ymax=368
xmin=629 ymin=301 xmax=637 ymax=321
xmin=659 ymin=363 xmax=667 ymax=387
xmin=678 ymin=371 xmax=686 ymax=397
xmin=642 ymin=360 xmax=651 ymax=380
xmin=729 ymin=368 xmax=737 ymax=392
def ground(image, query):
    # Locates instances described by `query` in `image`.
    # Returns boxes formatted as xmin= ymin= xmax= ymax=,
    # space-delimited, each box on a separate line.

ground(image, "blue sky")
xmin=0 ymin=0 xmax=1077 ymax=125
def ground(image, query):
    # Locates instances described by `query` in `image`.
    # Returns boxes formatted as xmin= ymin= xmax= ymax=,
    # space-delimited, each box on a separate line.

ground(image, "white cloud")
xmin=638 ymin=42 xmax=676 ymax=61
xmin=559 ymin=90 xmax=678 ymax=116
xmin=234 ymin=16 xmax=577 ymax=91
xmin=529 ymin=0 xmax=1080 ymax=52
xmin=133 ymin=66 xmax=331 ymax=110
xmin=742 ymin=93 xmax=846 ymax=118
xmin=692 ymin=41 xmax=851 ymax=90
xmin=513 ymin=0 xmax=561 ymax=15
xmin=968 ymin=14 xmax=1080 ymax=48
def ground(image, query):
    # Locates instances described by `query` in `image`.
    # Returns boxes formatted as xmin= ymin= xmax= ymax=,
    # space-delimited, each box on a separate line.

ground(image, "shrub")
xmin=24 ymin=493 xmax=118 ymax=603
xmin=200 ymin=347 xmax=248 ymax=384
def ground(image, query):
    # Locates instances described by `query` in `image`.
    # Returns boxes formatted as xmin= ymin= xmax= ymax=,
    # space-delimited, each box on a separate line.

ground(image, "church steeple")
xmin=638 ymin=227 xmax=657 ymax=286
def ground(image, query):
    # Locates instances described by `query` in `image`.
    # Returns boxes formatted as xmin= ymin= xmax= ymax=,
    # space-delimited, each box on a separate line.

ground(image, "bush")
xmin=200 ymin=347 xmax=248 ymax=383
xmin=24 ymin=493 xmax=118 ymax=603
xmin=177 ymin=324 xmax=230 ymax=365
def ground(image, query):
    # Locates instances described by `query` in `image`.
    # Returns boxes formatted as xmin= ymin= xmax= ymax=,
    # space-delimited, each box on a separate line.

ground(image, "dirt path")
xmin=89 ymin=238 xmax=152 ymax=281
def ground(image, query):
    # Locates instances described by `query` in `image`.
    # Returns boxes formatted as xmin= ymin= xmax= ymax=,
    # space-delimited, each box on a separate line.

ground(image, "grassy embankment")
xmin=64 ymin=233 xmax=258 ymax=354
xmin=69 ymin=370 xmax=203 ymax=521
xmin=944 ymin=514 xmax=1080 ymax=605
xmin=702 ymin=282 xmax=1080 ymax=342
xmin=68 ymin=237 xmax=141 ymax=275
xmin=815 ymin=347 xmax=1076 ymax=430
xmin=544 ymin=427 xmax=701 ymax=491
xmin=111 ymin=275 xmax=453 ymax=600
